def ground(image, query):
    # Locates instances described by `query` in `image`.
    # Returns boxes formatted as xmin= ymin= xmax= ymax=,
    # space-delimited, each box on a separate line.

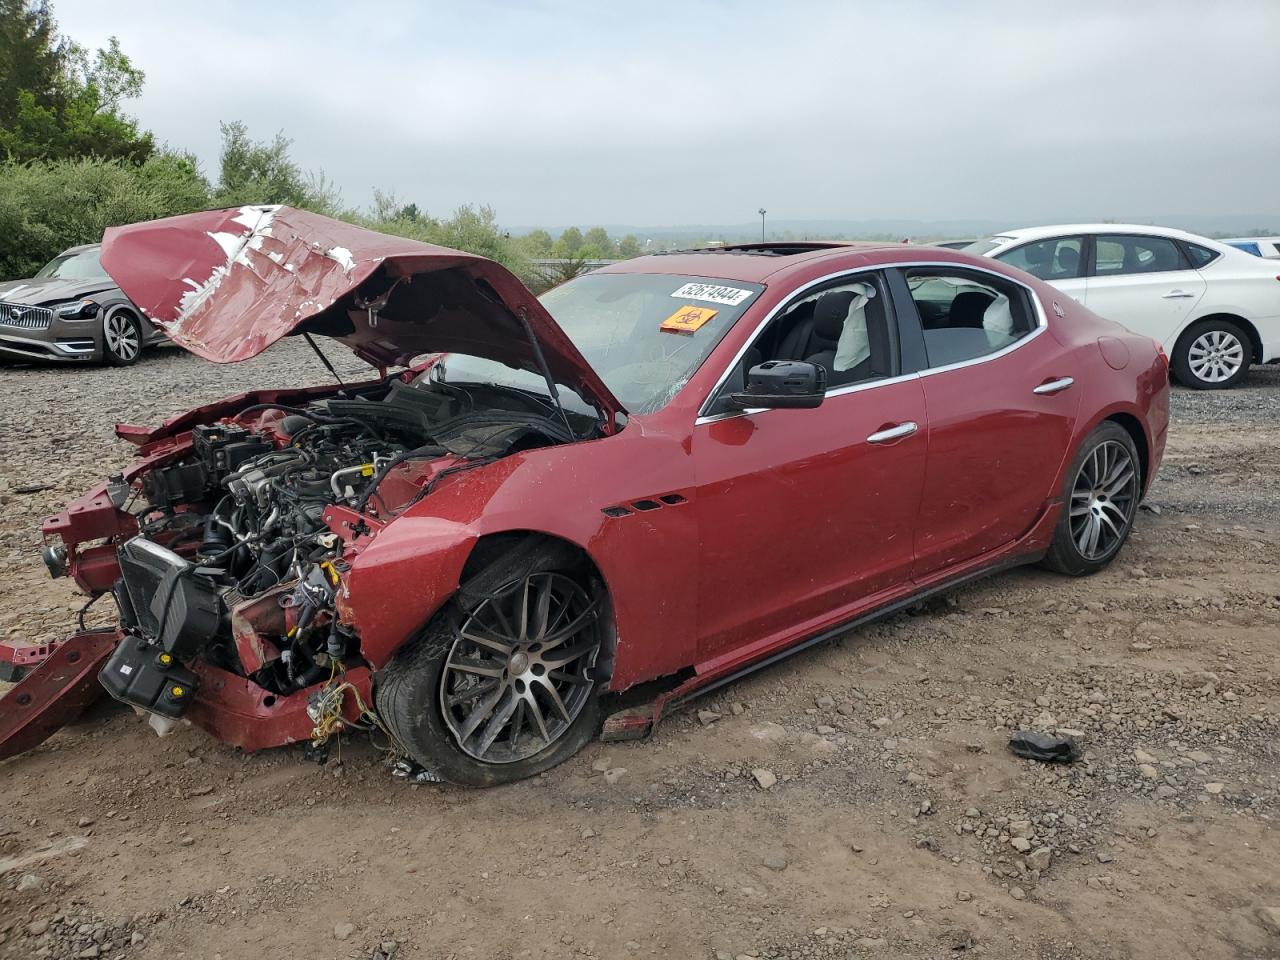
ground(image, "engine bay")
xmin=95 ymin=369 xmax=597 ymax=726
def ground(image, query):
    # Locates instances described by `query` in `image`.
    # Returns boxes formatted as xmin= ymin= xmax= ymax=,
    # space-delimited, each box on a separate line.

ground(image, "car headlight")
xmin=54 ymin=298 xmax=100 ymax=321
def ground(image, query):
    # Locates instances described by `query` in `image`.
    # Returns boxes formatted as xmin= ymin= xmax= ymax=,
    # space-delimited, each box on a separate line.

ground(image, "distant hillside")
xmin=510 ymin=214 xmax=1280 ymax=245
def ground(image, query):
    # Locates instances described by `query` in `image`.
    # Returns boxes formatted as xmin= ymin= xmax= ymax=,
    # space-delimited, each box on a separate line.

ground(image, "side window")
xmin=1092 ymin=235 xmax=1189 ymax=276
xmin=711 ymin=273 xmax=897 ymax=412
xmin=1183 ymin=242 xmax=1221 ymax=267
xmin=996 ymin=236 xmax=1084 ymax=280
xmin=902 ymin=269 xmax=1036 ymax=369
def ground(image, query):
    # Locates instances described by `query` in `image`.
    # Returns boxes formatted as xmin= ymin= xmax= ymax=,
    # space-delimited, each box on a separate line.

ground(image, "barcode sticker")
xmin=670 ymin=282 xmax=752 ymax=306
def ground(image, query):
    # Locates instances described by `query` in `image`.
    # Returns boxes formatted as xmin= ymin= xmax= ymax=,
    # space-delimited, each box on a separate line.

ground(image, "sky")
xmin=52 ymin=0 xmax=1280 ymax=229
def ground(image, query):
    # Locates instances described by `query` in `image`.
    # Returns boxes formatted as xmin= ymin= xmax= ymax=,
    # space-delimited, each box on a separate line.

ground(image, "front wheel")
xmin=1040 ymin=422 xmax=1140 ymax=576
xmin=1172 ymin=319 xmax=1250 ymax=389
xmin=102 ymin=309 xmax=142 ymax=366
xmin=376 ymin=544 xmax=606 ymax=786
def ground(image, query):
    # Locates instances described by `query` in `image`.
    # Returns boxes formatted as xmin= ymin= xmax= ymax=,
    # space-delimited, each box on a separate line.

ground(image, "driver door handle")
xmin=867 ymin=421 xmax=918 ymax=444
xmin=1162 ymin=290 xmax=1195 ymax=299
xmin=1033 ymin=376 xmax=1074 ymax=396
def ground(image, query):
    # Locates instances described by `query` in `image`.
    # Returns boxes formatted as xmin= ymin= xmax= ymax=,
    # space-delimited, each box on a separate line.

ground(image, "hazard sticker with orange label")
xmin=661 ymin=304 xmax=718 ymax=334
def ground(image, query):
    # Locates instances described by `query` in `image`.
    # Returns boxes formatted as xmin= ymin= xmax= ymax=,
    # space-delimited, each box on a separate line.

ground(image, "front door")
xmin=691 ymin=271 xmax=927 ymax=660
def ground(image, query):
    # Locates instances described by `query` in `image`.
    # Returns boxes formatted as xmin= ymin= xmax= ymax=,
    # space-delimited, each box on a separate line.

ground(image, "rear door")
xmin=887 ymin=266 xmax=1081 ymax=579
xmin=1083 ymin=233 xmax=1207 ymax=344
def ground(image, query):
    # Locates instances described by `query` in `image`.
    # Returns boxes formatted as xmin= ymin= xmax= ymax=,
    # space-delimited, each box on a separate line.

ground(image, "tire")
xmin=1172 ymin=318 xmax=1251 ymax=389
xmin=1040 ymin=421 xmax=1141 ymax=576
xmin=102 ymin=309 xmax=143 ymax=366
xmin=376 ymin=540 xmax=607 ymax=786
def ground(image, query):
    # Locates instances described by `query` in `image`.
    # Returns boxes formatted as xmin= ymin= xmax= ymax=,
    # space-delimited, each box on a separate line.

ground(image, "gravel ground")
xmin=1 ymin=344 xmax=1278 ymax=960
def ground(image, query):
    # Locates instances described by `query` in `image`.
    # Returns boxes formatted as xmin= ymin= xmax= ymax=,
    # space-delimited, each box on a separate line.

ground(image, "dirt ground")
xmin=1 ymin=343 xmax=1278 ymax=960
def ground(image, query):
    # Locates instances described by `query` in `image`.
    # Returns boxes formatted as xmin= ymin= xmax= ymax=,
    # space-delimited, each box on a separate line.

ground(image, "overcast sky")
xmin=53 ymin=0 xmax=1280 ymax=228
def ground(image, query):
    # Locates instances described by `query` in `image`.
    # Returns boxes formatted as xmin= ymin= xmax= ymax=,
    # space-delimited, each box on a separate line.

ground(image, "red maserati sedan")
xmin=2 ymin=207 xmax=1168 ymax=786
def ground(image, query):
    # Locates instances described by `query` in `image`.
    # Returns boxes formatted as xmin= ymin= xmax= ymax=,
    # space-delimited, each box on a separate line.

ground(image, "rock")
xmin=1256 ymin=906 xmax=1280 ymax=936
xmin=871 ymin=717 xmax=892 ymax=729
xmin=591 ymin=758 xmax=611 ymax=773
xmin=1010 ymin=838 xmax=1032 ymax=853
xmin=28 ymin=919 xmax=50 ymax=936
xmin=1130 ymin=641 xmax=1154 ymax=652
xmin=581 ymin=828 xmax=596 ymax=840
xmin=762 ymin=853 xmax=788 ymax=872
xmin=697 ymin=709 xmax=721 ymax=727
xmin=1009 ymin=886 xmax=1026 ymax=901
xmin=816 ymin=725 xmax=836 ymax=735
xmin=1155 ymin=785 xmax=1178 ymax=799
xmin=1032 ymin=710 xmax=1057 ymax=729
xmin=956 ymin=891 xmax=972 ymax=902
xmin=333 ymin=922 xmax=355 ymax=940
xmin=1008 ymin=821 xmax=1034 ymax=839
xmin=730 ymin=703 xmax=745 ymax=716
xmin=130 ymin=931 xmax=145 ymax=946
xmin=854 ymin=937 xmax=887 ymax=950
xmin=179 ymin=835 xmax=195 ymax=846
xmin=1028 ymin=847 xmax=1052 ymax=872
xmin=1096 ymin=852 xmax=1114 ymax=864
xmin=78 ymin=947 xmax=100 ymax=959
xmin=1139 ymin=764 xmax=1159 ymax=779
xmin=1188 ymin=750 xmax=1213 ymax=764
xmin=16 ymin=873 xmax=41 ymax=893
xmin=604 ymin=767 xmax=627 ymax=784
xmin=816 ymin=695 xmax=835 ymax=709
xmin=1133 ymin=748 xmax=1157 ymax=764
xmin=752 ymin=768 xmax=777 ymax=790
xmin=77 ymin=816 xmax=95 ymax=828
xmin=749 ymin=722 xmax=787 ymax=742
xmin=1204 ymin=782 xmax=1225 ymax=795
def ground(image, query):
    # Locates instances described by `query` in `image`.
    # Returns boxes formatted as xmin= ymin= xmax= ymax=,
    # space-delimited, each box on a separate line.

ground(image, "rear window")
xmin=1184 ymin=242 xmax=1221 ymax=267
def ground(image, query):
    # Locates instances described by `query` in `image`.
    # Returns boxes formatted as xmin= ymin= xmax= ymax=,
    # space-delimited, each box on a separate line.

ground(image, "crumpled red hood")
xmin=99 ymin=205 xmax=623 ymax=418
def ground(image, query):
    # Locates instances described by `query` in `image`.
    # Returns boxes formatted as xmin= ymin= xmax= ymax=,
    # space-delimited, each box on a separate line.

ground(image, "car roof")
xmin=596 ymin=241 xmax=912 ymax=283
xmin=984 ymin=224 xmax=1218 ymax=245
xmin=58 ymin=243 xmax=101 ymax=256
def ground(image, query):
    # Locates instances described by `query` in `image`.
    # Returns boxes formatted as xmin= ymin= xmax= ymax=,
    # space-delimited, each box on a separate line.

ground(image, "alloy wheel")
xmin=1068 ymin=440 xmax=1137 ymax=561
xmin=1187 ymin=329 xmax=1244 ymax=384
xmin=440 ymin=572 xmax=599 ymax=763
xmin=104 ymin=312 xmax=140 ymax=362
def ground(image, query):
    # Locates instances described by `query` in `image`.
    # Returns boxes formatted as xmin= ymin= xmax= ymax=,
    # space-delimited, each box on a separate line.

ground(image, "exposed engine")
xmin=97 ymin=373 xmax=591 ymax=725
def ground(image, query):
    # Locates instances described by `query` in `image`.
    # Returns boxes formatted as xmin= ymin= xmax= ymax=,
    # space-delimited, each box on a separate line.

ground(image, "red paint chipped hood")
xmin=99 ymin=205 xmax=624 ymax=418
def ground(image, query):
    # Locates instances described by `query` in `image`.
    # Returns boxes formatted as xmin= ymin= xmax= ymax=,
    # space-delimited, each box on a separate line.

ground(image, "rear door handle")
xmin=867 ymin=421 xmax=918 ymax=444
xmin=1033 ymin=376 xmax=1074 ymax=396
xmin=1162 ymin=290 xmax=1195 ymax=299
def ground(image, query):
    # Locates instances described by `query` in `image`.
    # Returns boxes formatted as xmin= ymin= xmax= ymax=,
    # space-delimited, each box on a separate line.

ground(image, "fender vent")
xmin=601 ymin=492 xmax=690 ymax=519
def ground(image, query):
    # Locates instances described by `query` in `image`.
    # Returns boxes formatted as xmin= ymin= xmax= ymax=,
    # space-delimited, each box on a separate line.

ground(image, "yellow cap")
xmin=159 ymin=653 xmax=172 ymax=664
xmin=169 ymin=685 xmax=185 ymax=698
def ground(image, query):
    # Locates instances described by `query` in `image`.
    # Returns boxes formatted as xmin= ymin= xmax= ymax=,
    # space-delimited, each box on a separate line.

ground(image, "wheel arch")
xmin=1179 ymin=312 xmax=1263 ymax=364
xmin=1103 ymin=412 xmax=1149 ymax=492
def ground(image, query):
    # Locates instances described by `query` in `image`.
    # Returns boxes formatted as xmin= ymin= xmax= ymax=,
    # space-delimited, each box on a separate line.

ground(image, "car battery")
xmin=99 ymin=634 xmax=198 ymax=719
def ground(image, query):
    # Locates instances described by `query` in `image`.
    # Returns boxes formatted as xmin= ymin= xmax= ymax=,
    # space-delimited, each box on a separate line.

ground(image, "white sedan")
xmin=965 ymin=225 xmax=1280 ymax=389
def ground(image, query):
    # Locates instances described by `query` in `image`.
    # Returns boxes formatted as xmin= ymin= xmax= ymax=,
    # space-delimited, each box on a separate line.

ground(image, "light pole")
xmin=758 ymin=208 xmax=767 ymax=242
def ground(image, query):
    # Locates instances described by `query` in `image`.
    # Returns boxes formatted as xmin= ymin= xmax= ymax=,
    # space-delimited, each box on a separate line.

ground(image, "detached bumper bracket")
xmin=0 ymin=629 xmax=121 ymax=761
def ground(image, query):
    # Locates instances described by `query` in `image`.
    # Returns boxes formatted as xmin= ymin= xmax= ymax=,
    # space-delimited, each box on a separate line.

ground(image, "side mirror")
xmin=728 ymin=360 xmax=826 ymax=410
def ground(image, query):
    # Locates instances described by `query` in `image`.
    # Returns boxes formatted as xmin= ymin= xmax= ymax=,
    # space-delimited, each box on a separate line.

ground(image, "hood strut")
xmin=517 ymin=306 xmax=578 ymax=438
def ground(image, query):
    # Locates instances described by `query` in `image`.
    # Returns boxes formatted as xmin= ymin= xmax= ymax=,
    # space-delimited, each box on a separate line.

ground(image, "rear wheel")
xmin=376 ymin=543 xmax=606 ymax=786
xmin=102 ymin=309 xmax=142 ymax=366
xmin=1172 ymin=319 xmax=1250 ymax=389
xmin=1040 ymin=421 xmax=1140 ymax=576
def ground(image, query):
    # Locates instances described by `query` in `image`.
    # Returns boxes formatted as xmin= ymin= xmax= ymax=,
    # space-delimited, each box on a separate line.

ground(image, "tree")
xmin=0 ymin=3 xmax=153 ymax=163
xmin=583 ymin=226 xmax=614 ymax=258
xmin=557 ymin=226 xmax=584 ymax=256
xmin=516 ymin=228 xmax=553 ymax=258
xmin=212 ymin=121 xmax=340 ymax=213
xmin=617 ymin=234 xmax=641 ymax=258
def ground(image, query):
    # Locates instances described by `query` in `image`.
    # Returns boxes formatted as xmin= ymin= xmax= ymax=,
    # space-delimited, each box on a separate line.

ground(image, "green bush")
xmin=0 ymin=153 xmax=210 ymax=279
